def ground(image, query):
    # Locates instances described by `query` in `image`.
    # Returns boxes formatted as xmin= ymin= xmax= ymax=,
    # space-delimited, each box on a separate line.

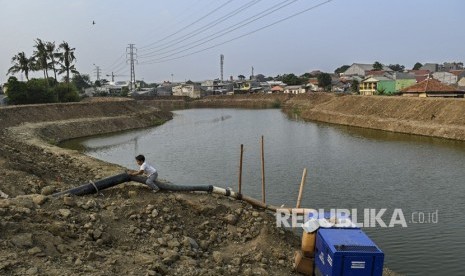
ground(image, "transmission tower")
xmin=126 ymin=44 xmax=138 ymax=91
xmin=220 ymin=54 xmax=224 ymax=82
xmin=93 ymin=64 xmax=101 ymax=81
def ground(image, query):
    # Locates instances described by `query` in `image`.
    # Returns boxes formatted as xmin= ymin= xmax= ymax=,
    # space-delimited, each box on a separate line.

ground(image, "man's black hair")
xmin=135 ymin=155 xmax=145 ymax=162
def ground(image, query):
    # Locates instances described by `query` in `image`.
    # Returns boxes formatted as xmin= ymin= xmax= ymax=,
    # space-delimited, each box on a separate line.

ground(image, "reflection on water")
xmin=61 ymin=109 xmax=465 ymax=276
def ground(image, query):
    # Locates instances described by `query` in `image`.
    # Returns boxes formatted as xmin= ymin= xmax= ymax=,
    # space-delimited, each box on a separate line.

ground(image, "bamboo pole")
xmin=296 ymin=168 xmax=307 ymax=208
xmin=238 ymin=144 xmax=243 ymax=195
xmin=261 ymin=135 xmax=266 ymax=203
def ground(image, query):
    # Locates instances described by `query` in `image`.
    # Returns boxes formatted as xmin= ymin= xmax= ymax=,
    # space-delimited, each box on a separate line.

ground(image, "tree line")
xmin=5 ymin=39 xmax=82 ymax=104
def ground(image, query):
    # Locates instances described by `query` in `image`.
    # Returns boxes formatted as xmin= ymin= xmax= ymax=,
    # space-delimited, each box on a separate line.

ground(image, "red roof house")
xmin=400 ymin=78 xmax=464 ymax=98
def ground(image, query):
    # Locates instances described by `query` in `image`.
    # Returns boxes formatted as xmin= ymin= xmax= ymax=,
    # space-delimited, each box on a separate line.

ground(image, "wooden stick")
xmin=238 ymin=144 xmax=243 ymax=194
xmin=296 ymin=168 xmax=307 ymax=208
xmin=261 ymin=135 xmax=266 ymax=203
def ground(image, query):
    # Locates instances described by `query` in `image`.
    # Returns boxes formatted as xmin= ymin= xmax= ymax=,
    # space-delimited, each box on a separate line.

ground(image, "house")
xmin=104 ymin=81 xmax=130 ymax=95
xmin=407 ymin=70 xmax=430 ymax=83
xmin=306 ymin=78 xmax=319 ymax=92
xmin=359 ymin=76 xmax=395 ymax=95
xmin=172 ymin=83 xmax=206 ymax=98
xmin=342 ymin=63 xmax=393 ymax=77
xmin=420 ymin=63 xmax=439 ymax=72
xmin=284 ymin=85 xmax=306 ymax=94
xmin=260 ymin=82 xmax=271 ymax=93
xmin=359 ymin=77 xmax=377 ymax=95
xmin=270 ymin=86 xmax=284 ymax=93
xmin=432 ymin=72 xmax=457 ymax=85
xmin=331 ymin=79 xmax=350 ymax=92
xmin=443 ymin=62 xmax=463 ymax=71
xmin=156 ymin=85 xmax=173 ymax=96
xmin=400 ymin=78 xmax=465 ymax=98
xmin=201 ymin=80 xmax=232 ymax=94
xmin=233 ymin=80 xmax=261 ymax=93
xmin=449 ymin=70 xmax=465 ymax=81
xmin=457 ymin=77 xmax=465 ymax=89
xmin=392 ymin=72 xmax=417 ymax=91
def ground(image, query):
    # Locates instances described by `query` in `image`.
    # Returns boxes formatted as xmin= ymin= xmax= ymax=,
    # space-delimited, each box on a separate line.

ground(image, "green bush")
xmin=26 ymin=78 xmax=58 ymax=103
xmin=53 ymin=83 xmax=80 ymax=102
xmin=5 ymin=77 xmax=80 ymax=104
xmin=5 ymin=77 xmax=28 ymax=104
xmin=120 ymin=86 xmax=129 ymax=97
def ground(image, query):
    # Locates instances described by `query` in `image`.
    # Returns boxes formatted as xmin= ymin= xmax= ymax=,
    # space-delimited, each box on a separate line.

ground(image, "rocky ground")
xmin=1 ymin=184 xmax=302 ymax=276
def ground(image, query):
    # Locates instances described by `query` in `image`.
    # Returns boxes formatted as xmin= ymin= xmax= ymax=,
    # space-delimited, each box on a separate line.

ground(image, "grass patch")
xmin=292 ymin=106 xmax=302 ymax=116
xmin=271 ymin=100 xmax=281 ymax=108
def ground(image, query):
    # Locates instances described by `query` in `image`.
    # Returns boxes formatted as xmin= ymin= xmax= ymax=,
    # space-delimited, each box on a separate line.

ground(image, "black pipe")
xmin=52 ymin=173 xmax=130 ymax=197
xmin=52 ymin=173 xmax=214 ymax=197
xmin=129 ymin=175 xmax=213 ymax=193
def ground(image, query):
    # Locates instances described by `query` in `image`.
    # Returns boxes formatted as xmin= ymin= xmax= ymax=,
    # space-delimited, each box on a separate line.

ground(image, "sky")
xmin=1 ymin=0 xmax=464 ymax=84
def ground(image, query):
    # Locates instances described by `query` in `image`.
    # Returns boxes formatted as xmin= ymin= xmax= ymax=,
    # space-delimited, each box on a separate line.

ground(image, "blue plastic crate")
xmin=315 ymin=228 xmax=384 ymax=276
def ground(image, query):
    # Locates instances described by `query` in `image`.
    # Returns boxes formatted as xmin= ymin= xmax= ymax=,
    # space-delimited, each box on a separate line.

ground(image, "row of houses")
xmin=343 ymin=63 xmax=465 ymax=98
xmin=169 ymin=80 xmax=308 ymax=98
xmin=83 ymin=61 xmax=465 ymax=99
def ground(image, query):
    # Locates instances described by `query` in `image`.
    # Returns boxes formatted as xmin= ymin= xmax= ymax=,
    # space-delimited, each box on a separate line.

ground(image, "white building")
xmin=172 ymin=84 xmax=206 ymax=98
xmin=432 ymin=72 xmax=457 ymax=85
xmin=343 ymin=63 xmax=393 ymax=76
xmin=284 ymin=85 xmax=306 ymax=94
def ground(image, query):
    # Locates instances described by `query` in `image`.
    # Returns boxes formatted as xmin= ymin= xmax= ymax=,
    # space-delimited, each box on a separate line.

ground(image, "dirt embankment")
xmin=0 ymin=99 xmax=172 ymax=196
xmin=283 ymin=93 xmax=465 ymax=141
xmin=0 ymin=98 xmax=303 ymax=276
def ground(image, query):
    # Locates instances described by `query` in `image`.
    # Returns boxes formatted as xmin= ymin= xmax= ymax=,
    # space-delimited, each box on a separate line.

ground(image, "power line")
xmin=140 ymin=0 xmax=333 ymax=65
xmin=106 ymin=53 xmax=125 ymax=71
xmin=139 ymin=0 xmax=262 ymax=57
xmin=112 ymin=60 xmax=128 ymax=74
xmin=139 ymin=0 xmax=234 ymax=51
xmin=139 ymin=0 xmax=299 ymax=63
xmin=138 ymin=0 xmax=208 ymax=43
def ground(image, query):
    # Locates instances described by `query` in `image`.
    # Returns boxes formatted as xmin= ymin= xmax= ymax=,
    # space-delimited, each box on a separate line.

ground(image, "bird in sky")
xmin=92 ymin=20 xmax=95 ymax=25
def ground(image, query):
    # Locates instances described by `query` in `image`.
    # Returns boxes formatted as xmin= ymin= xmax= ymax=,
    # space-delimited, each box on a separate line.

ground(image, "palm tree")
xmin=7 ymin=52 xmax=35 ymax=81
xmin=46 ymin=41 xmax=59 ymax=81
xmin=34 ymin=38 xmax=49 ymax=80
xmin=57 ymin=41 xmax=79 ymax=83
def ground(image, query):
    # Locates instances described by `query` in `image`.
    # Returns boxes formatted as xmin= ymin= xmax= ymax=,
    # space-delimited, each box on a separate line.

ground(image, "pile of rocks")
xmin=0 ymin=186 xmax=300 ymax=275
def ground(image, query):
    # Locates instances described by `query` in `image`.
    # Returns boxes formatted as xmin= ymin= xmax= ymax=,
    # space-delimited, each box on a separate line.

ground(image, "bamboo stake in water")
xmin=238 ymin=144 xmax=243 ymax=194
xmin=296 ymin=168 xmax=307 ymax=208
xmin=261 ymin=135 xmax=266 ymax=204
